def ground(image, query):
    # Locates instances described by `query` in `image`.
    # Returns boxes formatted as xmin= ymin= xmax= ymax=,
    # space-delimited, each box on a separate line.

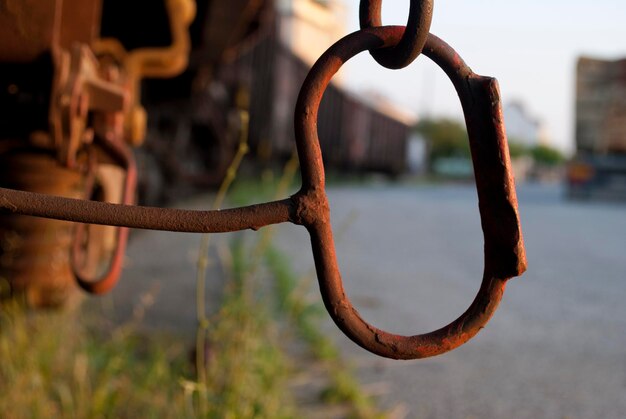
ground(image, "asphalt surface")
xmin=102 ymin=195 xmax=230 ymax=338
xmin=105 ymin=183 xmax=626 ymax=418
xmin=271 ymin=182 xmax=626 ymax=419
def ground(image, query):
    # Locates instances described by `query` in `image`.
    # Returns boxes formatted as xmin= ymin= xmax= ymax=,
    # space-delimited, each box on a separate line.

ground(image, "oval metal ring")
xmin=293 ymin=26 xmax=527 ymax=359
xmin=71 ymin=137 xmax=137 ymax=295
xmin=359 ymin=0 xmax=433 ymax=69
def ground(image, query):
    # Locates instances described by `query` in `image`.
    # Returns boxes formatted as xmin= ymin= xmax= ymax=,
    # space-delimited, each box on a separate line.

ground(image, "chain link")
xmin=359 ymin=0 xmax=433 ymax=69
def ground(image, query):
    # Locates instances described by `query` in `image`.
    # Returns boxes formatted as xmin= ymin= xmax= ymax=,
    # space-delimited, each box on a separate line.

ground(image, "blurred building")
xmin=575 ymin=56 xmax=626 ymax=154
xmin=567 ymin=56 xmax=626 ymax=199
xmin=275 ymin=0 xmax=346 ymax=68
xmin=503 ymin=101 xmax=546 ymax=147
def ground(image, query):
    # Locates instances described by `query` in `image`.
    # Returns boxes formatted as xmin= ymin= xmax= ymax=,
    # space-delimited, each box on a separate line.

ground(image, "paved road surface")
xmin=271 ymin=183 xmax=626 ymax=419
xmin=105 ymin=183 xmax=625 ymax=418
xmin=103 ymin=195 xmax=229 ymax=338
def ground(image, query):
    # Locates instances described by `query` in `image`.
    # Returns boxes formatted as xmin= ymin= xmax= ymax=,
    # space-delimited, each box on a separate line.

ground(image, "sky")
xmin=336 ymin=0 xmax=626 ymax=154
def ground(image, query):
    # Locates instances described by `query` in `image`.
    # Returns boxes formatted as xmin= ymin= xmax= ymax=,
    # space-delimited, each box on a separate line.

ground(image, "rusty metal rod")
xmin=0 ymin=187 xmax=296 ymax=233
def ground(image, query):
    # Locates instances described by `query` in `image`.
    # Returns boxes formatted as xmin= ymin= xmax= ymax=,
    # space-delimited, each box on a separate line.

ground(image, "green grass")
xmin=190 ymin=237 xmax=294 ymax=418
xmin=0 ymin=231 xmax=294 ymax=419
xmin=0 ymin=302 xmax=188 ymax=418
xmin=0 ymin=163 xmax=387 ymax=418
xmin=228 ymin=160 xmax=388 ymax=418
xmin=0 ymin=244 xmax=384 ymax=418
xmin=0 ymin=271 xmax=294 ymax=419
xmin=228 ymin=171 xmax=299 ymax=207
xmin=264 ymin=246 xmax=387 ymax=419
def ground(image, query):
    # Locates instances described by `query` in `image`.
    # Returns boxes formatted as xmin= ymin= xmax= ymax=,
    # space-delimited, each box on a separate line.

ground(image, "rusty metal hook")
xmin=359 ymin=0 xmax=433 ymax=69
xmin=293 ymin=26 xmax=526 ymax=359
xmin=71 ymin=135 xmax=137 ymax=294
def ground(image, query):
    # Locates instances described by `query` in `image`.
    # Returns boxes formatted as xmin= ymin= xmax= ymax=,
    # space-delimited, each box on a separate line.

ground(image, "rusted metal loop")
xmin=359 ymin=0 xmax=433 ymax=69
xmin=71 ymin=137 xmax=137 ymax=294
xmin=293 ymin=26 xmax=526 ymax=359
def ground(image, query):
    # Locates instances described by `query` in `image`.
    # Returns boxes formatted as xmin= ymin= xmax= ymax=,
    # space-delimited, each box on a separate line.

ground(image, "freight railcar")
xmin=231 ymin=32 xmax=410 ymax=176
xmin=135 ymin=12 xmax=411 ymax=205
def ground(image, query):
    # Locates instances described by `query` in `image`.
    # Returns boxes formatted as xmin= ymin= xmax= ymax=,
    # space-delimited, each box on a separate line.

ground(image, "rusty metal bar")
xmin=293 ymin=26 xmax=526 ymax=359
xmin=0 ymin=188 xmax=295 ymax=233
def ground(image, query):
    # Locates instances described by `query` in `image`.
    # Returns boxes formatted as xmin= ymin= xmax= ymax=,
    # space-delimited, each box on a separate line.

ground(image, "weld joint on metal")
xmin=291 ymin=188 xmax=329 ymax=228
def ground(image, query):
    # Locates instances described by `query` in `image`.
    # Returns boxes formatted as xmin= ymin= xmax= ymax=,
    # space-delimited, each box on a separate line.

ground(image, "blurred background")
xmin=128 ymin=0 xmax=626 ymax=201
xmin=1 ymin=0 xmax=625 ymax=418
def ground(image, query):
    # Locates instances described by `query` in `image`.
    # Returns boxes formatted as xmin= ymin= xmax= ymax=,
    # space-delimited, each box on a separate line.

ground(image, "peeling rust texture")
xmin=292 ymin=188 xmax=329 ymax=228
xmin=0 ymin=149 xmax=86 ymax=307
xmin=293 ymin=26 xmax=526 ymax=360
xmin=0 ymin=0 xmax=102 ymax=62
xmin=359 ymin=0 xmax=433 ymax=69
xmin=0 ymin=0 xmax=58 ymax=62
xmin=0 ymin=186 xmax=297 ymax=233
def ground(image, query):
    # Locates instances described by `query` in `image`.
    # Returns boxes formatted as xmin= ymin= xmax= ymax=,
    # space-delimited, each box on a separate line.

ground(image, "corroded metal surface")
xmin=294 ymin=27 xmax=526 ymax=359
xmin=0 ymin=0 xmax=102 ymax=62
xmin=0 ymin=187 xmax=295 ymax=232
xmin=0 ymin=0 xmax=196 ymax=305
xmin=359 ymin=0 xmax=433 ymax=69
xmin=0 ymin=150 xmax=86 ymax=306
xmin=0 ymin=0 xmax=59 ymax=62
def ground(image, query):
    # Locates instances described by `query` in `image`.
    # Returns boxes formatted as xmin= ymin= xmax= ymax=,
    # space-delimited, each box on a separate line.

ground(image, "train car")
xmin=0 ymin=0 xmax=272 ymax=306
xmin=229 ymin=28 xmax=411 ymax=176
